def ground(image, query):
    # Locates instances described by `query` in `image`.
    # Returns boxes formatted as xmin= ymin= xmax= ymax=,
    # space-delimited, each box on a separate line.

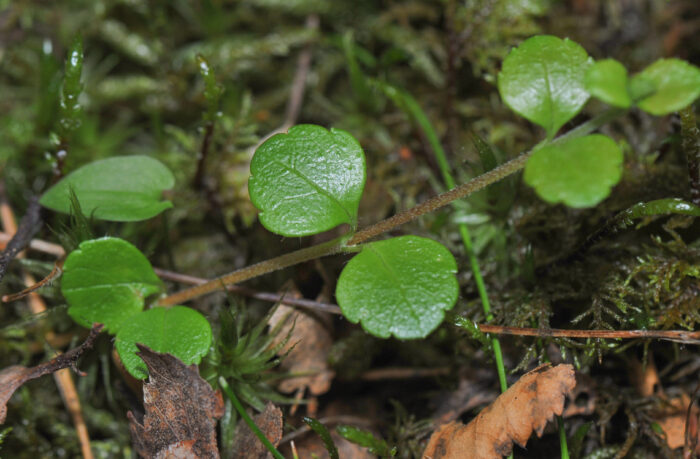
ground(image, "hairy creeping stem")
xmin=159 ymin=107 xmax=625 ymax=307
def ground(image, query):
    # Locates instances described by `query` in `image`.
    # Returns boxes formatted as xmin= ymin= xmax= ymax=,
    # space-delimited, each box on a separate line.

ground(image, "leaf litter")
xmin=423 ymin=364 xmax=576 ymax=458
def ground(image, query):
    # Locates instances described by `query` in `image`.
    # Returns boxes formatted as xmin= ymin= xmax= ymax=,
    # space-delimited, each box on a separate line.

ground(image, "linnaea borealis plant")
xmin=38 ymin=34 xmax=700 ymax=380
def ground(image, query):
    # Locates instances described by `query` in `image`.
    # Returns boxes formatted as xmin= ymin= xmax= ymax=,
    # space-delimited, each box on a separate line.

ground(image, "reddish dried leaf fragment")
xmin=155 ymin=440 xmax=197 ymax=459
xmin=629 ymin=357 xmax=700 ymax=453
xmin=127 ymin=345 xmax=224 ymax=458
xmin=0 ymin=366 xmax=34 ymax=424
xmin=423 ymin=364 xmax=576 ymax=459
xmin=269 ymin=303 xmax=334 ymax=395
xmin=231 ymin=402 xmax=283 ymax=458
xmin=650 ymin=393 xmax=700 ymax=453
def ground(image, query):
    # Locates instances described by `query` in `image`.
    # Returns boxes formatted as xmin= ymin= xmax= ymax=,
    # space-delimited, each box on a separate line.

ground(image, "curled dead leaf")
xmin=423 ymin=364 xmax=576 ymax=459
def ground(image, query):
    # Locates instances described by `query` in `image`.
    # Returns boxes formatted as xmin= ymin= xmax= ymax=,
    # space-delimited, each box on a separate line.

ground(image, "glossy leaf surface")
xmin=115 ymin=306 xmax=212 ymax=379
xmin=585 ymin=59 xmax=631 ymax=108
xmin=524 ymin=134 xmax=622 ymax=208
xmin=62 ymin=237 xmax=163 ymax=332
xmin=633 ymin=59 xmax=700 ymax=115
xmin=40 ymin=155 xmax=174 ymax=221
xmin=498 ymin=35 xmax=591 ymax=137
xmin=336 ymin=236 xmax=458 ymax=339
xmin=248 ymin=125 xmax=366 ymax=236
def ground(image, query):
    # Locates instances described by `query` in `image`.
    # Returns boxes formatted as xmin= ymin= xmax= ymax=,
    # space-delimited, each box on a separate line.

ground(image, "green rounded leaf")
xmin=115 ymin=306 xmax=213 ymax=379
xmin=62 ymin=237 xmax=163 ymax=332
xmin=498 ymin=35 xmax=592 ymax=137
xmin=633 ymin=59 xmax=700 ymax=115
xmin=524 ymin=134 xmax=623 ymax=208
xmin=584 ymin=59 xmax=631 ymax=108
xmin=248 ymin=124 xmax=366 ymax=236
xmin=40 ymin=155 xmax=175 ymax=221
xmin=336 ymin=236 xmax=458 ymax=339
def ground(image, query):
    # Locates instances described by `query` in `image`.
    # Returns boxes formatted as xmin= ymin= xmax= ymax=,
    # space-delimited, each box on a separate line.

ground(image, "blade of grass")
xmin=303 ymin=417 xmax=339 ymax=459
xmin=558 ymin=416 xmax=570 ymax=459
xmin=219 ymin=377 xmax=285 ymax=459
xmin=377 ymin=82 xmax=509 ymax=393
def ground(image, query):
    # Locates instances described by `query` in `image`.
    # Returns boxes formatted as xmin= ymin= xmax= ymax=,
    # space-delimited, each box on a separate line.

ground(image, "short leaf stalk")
xmin=159 ymin=107 xmax=625 ymax=307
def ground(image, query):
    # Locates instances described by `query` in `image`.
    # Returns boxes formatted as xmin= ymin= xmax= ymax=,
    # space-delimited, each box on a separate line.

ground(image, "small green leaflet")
xmin=585 ymin=59 xmax=631 ymax=108
xmin=524 ymin=134 xmax=623 ymax=208
xmin=336 ymin=425 xmax=396 ymax=456
xmin=248 ymin=125 xmax=366 ymax=237
xmin=40 ymin=155 xmax=174 ymax=222
xmin=498 ymin=35 xmax=592 ymax=138
xmin=115 ymin=306 xmax=213 ymax=379
xmin=633 ymin=59 xmax=700 ymax=115
xmin=336 ymin=236 xmax=458 ymax=339
xmin=303 ymin=417 xmax=339 ymax=459
xmin=61 ymin=237 xmax=163 ymax=332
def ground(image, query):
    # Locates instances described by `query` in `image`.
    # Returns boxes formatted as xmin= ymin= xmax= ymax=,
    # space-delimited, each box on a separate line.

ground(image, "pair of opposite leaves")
xmin=499 ymin=35 xmax=700 ymax=208
xmin=41 ymin=126 xmax=461 ymax=342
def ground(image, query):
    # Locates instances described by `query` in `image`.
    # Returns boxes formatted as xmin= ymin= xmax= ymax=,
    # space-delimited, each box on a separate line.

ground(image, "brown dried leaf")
xmin=155 ymin=440 xmax=197 ymax=459
xmin=423 ymin=364 xmax=576 ymax=459
xmin=629 ymin=358 xmax=661 ymax=398
xmin=629 ymin=357 xmax=700 ymax=453
xmin=231 ymin=402 xmax=283 ymax=459
xmin=269 ymin=302 xmax=334 ymax=396
xmin=0 ymin=324 xmax=103 ymax=424
xmin=127 ymin=345 xmax=224 ymax=458
xmin=655 ymin=394 xmax=697 ymax=450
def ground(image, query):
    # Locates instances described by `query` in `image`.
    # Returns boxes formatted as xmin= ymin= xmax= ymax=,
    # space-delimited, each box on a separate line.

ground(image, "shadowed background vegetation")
xmin=1 ymin=0 xmax=699 ymax=457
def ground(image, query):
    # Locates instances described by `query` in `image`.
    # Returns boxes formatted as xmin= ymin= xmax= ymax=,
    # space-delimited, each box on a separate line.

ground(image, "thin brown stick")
xmin=154 ymin=268 xmax=341 ymax=314
xmin=2 ymin=259 xmax=63 ymax=302
xmin=0 ymin=231 xmax=66 ymax=257
xmin=0 ymin=198 xmax=95 ymax=459
xmin=0 ymin=196 xmax=43 ymax=282
xmin=477 ymin=324 xmax=700 ymax=344
xmin=247 ymin=14 xmax=318 ymax=155
xmin=158 ymin=235 xmax=348 ymax=306
xmin=283 ymin=15 xmax=318 ymax=129
xmin=359 ymin=366 xmax=451 ymax=381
